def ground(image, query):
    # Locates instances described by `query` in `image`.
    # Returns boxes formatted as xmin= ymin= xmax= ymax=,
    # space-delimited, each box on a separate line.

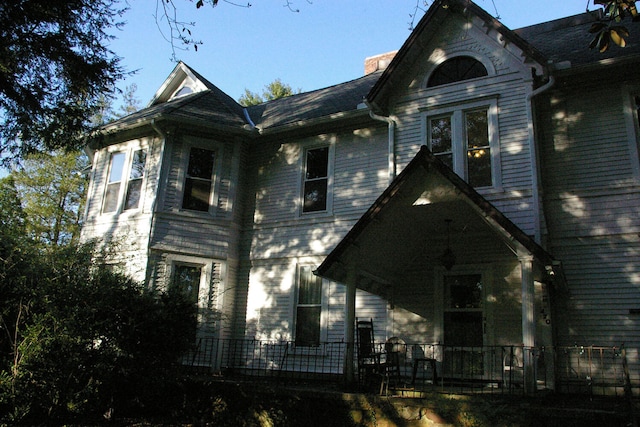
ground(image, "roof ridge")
xmin=250 ymin=70 xmax=383 ymax=108
xmin=515 ymin=10 xmax=601 ymax=34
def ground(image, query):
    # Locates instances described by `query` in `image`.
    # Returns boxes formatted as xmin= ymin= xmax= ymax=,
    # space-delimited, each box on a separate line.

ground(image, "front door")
xmin=443 ymin=274 xmax=484 ymax=377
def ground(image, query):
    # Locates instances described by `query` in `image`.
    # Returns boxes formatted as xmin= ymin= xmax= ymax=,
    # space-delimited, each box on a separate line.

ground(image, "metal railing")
xmin=181 ymin=338 xmax=636 ymax=397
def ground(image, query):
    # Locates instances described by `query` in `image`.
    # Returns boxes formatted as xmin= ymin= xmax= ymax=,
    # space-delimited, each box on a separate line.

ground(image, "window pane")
xmin=427 ymin=56 xmax=488 ymax=87
xmin=173 ymin=264 xmax=201 ymax=304
xmin=183 ymin=178 xmax=212 ymax=211
xmin=466 ymin=110 xmax=491 ymax=187
xmin=103 ymin=153 xmax=125 ymax=213
xmin=305 ymin=147 xmax=328 ymax=179
xmin=445 ymin=274 xmax=483 ymax=309
xmin=303 ymin=179 xmax=327 ymax=212
xmin=108 ymin=153 xmax=125 ymax=183
xmin=295 ymin=306 xmax=321 ymax=346
xmin=430 ymin=117 xmax=452 ymax=154
xmin=129 ymin=149 xmax=146 ymax=180
xmin=183 ymin=147 xmax=215 ymax=211
xmin=298 ymin=267 xmax=322 ymax=304
xmin=124 ymin=179 xmax=142 ymax=210
xmin=103 ymin=183 xmax=120 ymax=213
xmin=187 ymin=148 xmax=215 ymax=179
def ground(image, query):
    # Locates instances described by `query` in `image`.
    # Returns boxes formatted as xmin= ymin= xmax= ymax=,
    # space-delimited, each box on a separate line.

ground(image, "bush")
xmin=0 ymin=242 xmax=197 ymax=425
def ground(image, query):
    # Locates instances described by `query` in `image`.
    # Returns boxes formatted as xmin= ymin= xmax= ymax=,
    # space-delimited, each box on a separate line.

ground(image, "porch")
xmin=183 ymin=338 xmax=636 ymax=398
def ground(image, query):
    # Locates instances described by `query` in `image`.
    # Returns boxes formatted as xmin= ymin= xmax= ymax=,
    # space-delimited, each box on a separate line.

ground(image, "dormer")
xmin=147 ymin=61 xmax=216 ymax=107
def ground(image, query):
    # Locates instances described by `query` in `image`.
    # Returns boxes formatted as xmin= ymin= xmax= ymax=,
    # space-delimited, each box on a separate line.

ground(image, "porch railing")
xmin=182 ymin=338 xmax=636 ymax=397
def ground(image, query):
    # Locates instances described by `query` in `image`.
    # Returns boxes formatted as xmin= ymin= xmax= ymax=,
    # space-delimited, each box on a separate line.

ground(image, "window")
xmin=427 ymin=101 xmax=498 ymax=188
xmin=427 ymin=56 xmax=488 ymax=88
xmin=124 ymin=150 xmax=147 ymax=210
xmin=302 ymin=146 xmax=329 ymax=213
xmin=173 ymin=85 xmax=194 ymax=99
xmin=443 ymin=274 xmax=484 ymax=375
xmin=295 ymin=266 xmax=323 ymax=347
xmin=182 ymin=147 xmax=216 ymax=212
xmin=103 ymin=148 xmax=147 ymax=214
xmin=172 ymin=263 xmax=202 ymax=304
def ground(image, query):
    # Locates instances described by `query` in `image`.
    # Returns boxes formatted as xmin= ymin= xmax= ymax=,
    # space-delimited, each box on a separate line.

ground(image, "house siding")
xmin=242 ymin=126 xmax=391 ymax=341
xmin=389 ymin=22 xmax=540 ymax=238
xmin=540 ymin=77 xmax=640 ymax=350
xmin=80 ymin=137 xmax=160 ymax=282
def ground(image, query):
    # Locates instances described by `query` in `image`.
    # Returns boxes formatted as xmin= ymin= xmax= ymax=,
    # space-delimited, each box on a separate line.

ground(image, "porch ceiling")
xmin=316 ymin=146 xmax=559 ymax=297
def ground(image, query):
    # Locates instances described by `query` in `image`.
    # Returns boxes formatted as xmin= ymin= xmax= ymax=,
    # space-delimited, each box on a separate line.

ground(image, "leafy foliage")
xmin=590 ymin=0 xmax=640 ymax=52
xmin=12 ymin=150 xmax=88 ymax=247
xmin=238 ymin=79 xmax=301 ymax=106
xmin=0 ymin=199 xmax=197 ymax=424
xmin=0 ymin=0 xmax=126 ymax=162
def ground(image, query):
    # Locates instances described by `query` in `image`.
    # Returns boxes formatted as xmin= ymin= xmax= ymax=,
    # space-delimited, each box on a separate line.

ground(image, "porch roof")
xmin=315 ymin=146 xmax=561 ymax=295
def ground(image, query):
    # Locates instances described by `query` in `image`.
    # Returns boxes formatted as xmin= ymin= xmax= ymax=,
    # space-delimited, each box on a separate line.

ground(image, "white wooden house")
xmin=81 ymin=0 xmax=640 ymax=393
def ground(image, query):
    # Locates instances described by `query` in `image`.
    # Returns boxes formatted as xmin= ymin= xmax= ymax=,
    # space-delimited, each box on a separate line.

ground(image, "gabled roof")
xmin=93 ymin=1 xmax=640 ymax=143
xmin=95 ymin=87 xmax=250 ymax=138
xmin=316 ymin=146 xmax=559 ymax=290
xmin=366 ymin=0 xmax=547 ymax=114
xmin=514 ymin=10 xmax=640 ymax=70
xmin=246 ymin=71 xmax=381 ymax=133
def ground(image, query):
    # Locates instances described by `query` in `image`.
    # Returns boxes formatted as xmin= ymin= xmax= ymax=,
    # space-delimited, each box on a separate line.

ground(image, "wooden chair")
xmin=355 ymin=318 xmax=383 ymax=384
xmin=380 ymin=337 xmax=406 ymax=395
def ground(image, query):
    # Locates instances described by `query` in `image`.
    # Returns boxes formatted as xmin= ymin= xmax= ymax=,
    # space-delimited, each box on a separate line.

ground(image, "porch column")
xmin=343 ymin=266 xmax=357 ymax=384
xmin=520 ymin=255 xmax=536 ymax=394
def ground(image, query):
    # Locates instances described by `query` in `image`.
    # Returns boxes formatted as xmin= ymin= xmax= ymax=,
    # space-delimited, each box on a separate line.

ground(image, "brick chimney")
xmin=364 ymin=51 xmax=398 ymax=75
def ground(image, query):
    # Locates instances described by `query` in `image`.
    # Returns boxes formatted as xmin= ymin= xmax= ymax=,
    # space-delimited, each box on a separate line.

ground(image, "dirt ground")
xmin=110 ymin=379 xmax=635 ymax=427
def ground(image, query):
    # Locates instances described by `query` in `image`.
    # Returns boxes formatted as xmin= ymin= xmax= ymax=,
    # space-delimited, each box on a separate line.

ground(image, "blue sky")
xmin=110 ymin=1 xmax=590 ymax=107
xmin=0 ymin=1 xmax=594 ymax=178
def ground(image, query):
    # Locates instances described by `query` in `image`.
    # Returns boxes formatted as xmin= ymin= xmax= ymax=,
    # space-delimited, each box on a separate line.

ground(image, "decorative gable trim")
xmin=366 ymin=0 xmax=547 ymax=114
xmin=148 ymin=61 xmax=215 ymax=107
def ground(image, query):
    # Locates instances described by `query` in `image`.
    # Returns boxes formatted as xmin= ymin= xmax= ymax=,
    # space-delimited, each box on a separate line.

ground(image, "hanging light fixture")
xmin=440 ymin=219 xmax=456 ymax=271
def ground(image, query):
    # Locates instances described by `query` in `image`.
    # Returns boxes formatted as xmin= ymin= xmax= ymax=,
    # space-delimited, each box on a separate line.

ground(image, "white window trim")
xmin=101 ymin=142 xmax=147 ymax=215
xmin=422 ymin=51 xmax=497 ymax=90
xmin=177 ymin=138 xmax=223 ymax=216
xmin=291 ymin=263 xmax=329 ymax=349
xmin=166 ymin=254 xmax=225 ymax=329
xmin=422 ymin=97 xmax=502 ymax=190
xmin=297 ymin=140 xmax=335 ymax=217
xmin=622 ymin=86 xmax=640 ymax=180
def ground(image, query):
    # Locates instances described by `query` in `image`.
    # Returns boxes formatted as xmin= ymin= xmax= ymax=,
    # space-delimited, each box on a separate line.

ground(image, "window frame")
xmin=166 ymin=254 xmax=222 ymax=328
xmin=293 ymin=264 xmax=327 ymax=347
xmin=101 ymin=145 xmax=148 ymax=215
xmin=433 ymin=264 xmax=494 ymax=347
xmin=423 ymin=97 xmax=501 ymax=189
xmin=427 ymin=56 xmax=489 ymax=88
xmin=299 ymin=143 xmax=334 ymax=216
xmin=179 ymin=139 xmax=222 ymax=215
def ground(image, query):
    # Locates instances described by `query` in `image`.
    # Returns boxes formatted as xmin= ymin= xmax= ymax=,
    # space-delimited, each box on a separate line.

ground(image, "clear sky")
xmin=110 ymin=1 xmax=591 ymax=107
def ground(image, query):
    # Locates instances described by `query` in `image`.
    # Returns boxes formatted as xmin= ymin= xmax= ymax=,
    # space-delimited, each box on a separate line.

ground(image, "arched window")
xmin=427 ymin=56 xmax=488 ymax=88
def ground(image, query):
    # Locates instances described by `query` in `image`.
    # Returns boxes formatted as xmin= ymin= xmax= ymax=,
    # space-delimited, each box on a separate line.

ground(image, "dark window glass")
xmin=427 ymin=56 xmax=488 ymax=88
xmin=182 ymin=147 xmax=215 ymax=212
xmin=430 ymin=116 xmax=453 ymax=170
xmin=295 ymin=266 xmax=322 ymax=346
xmin=173 ymin=264 xmax=201 ymax=304
xmin=445 ymin=274 xmax=483 ymax=309
xmin=465 ymin=110 xmax=492 ymax=187
xmin=302 ymin=147 xmax=329 ymax=213
xmin=124 ymin=149 xmax=146 ymax=210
